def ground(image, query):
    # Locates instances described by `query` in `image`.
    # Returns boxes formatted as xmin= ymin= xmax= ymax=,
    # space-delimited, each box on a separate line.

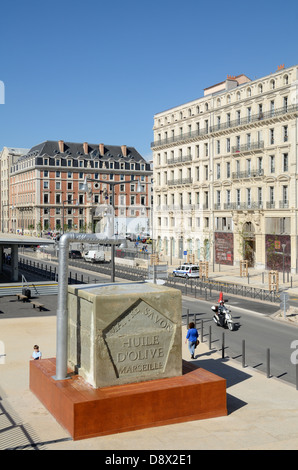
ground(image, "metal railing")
xmin=151 ymin=103 xmax=298 ymax=148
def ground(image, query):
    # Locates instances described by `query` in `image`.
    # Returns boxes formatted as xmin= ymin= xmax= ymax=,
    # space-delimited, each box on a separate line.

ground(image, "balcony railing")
xmin=167 ymin=177 xmax=193 ymax=186
xmin=232 ymin=169 xmax=264 ymax=179
xmin=231 ymin=141 xmax=264 ymax=154
xmin=167 ymin=154 xmax=192 ymax=165
xmin=223 ymin=202 xmax=263 ymax=210
xmin=151 ymin=103 xmax=298 ymax=148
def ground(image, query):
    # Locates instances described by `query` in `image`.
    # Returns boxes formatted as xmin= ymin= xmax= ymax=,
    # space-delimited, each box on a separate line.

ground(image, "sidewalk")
xmin=1 ymin=309 xmax=298 ymax=450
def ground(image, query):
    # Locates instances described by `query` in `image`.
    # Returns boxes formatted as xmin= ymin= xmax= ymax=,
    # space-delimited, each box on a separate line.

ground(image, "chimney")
xmin=121 ymin=145 xmax=127 ymax=157
xmin=83 ymin=142 xmax=88 ymax=154
xmin=58 ymin=140 xmax=64 ymax=153
xmin=99 ymin=143 xmax=105 ymax=155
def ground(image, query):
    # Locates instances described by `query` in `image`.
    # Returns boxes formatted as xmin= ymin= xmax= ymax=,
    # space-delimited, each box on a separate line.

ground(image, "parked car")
xmin=173 ymin=264 xmax=200 ymax=278
xmin=69 ymin=250 xmax=82 ymax=259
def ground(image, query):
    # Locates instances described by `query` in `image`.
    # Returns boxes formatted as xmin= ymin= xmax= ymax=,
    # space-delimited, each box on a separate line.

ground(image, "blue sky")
xmin=0 ymin=0 xmax=298 ymax=160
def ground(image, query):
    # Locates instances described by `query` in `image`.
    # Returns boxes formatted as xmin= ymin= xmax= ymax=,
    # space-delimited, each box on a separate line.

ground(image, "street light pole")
xmin=62 ymin=199 xmax=78 ymax=234
xmin=83 ymin=177 xmax=142 ymax=282
xmin=282 ymin=243 xmax=286 ymax=283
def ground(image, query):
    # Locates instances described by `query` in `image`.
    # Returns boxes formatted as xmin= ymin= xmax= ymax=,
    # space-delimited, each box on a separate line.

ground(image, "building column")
xmin=0 ymin=246 xmax=3 ymax=273
xmin=11 ymin=244 xmax=18 ymax=281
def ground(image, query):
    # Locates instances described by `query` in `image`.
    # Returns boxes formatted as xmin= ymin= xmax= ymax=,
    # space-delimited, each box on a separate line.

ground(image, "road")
xmin=10 ymin=250 xmax=298 ymax=387
xmin=182 ymin=296 xmax=298 ymax=386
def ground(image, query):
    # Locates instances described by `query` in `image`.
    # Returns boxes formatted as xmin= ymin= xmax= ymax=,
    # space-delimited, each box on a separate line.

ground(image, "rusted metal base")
xmin=30 ymin=358 xmax=227 ymax=440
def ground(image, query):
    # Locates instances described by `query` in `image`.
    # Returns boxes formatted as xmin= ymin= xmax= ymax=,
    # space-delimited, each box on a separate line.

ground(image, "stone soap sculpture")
xmin=67 ymin=282 xmax=182 ymax=388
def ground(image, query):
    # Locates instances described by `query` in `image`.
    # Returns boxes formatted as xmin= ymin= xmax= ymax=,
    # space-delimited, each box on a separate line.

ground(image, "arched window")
xmin=270 ymin=79 xmax=275 ymax=90
xmin=283 ymin=74 xmax=289 ymax=85
xmin=258 ymin=83 xmax=263 ymax=94
xmin=247 ymin=87 xmax=252 ymax=97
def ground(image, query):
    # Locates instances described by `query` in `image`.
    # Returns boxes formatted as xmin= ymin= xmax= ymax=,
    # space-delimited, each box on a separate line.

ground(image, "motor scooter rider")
xmin=218 ymin=292 xmax=225 ymax=326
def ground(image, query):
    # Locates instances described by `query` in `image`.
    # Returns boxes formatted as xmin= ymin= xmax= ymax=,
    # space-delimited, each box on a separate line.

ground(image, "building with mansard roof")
xmin=2 ymin=140 xmax=152 ymax=236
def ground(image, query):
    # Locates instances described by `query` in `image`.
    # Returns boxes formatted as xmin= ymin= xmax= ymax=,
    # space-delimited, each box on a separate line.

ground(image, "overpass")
xmin=0 ymin=234 xmax=54 ymax=281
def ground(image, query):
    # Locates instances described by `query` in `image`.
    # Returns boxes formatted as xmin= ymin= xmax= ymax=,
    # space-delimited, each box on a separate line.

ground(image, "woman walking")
xmin=186 ymin=322 xmax=199 ymax=359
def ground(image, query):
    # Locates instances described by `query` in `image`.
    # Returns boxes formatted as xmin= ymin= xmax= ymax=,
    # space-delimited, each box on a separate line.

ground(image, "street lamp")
xmin=62 ymin=199 xmax=79 ymax=234
xmin=282 ymin=243 xmax=286 ymax=283
xmin=1 ymin=203 xmax=10 ymax=233
xmin=82 ymin=176 xmax=142 ymax=282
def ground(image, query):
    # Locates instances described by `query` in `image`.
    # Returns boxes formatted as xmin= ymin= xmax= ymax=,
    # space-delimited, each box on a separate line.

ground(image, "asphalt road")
xmin=182 ymin=296 xmax=298 ymax=386
xmin=3 ymin=251 xmax=298 ymax=387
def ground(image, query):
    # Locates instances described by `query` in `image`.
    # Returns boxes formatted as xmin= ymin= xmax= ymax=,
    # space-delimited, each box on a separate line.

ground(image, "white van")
xmin=83 ymin=250 xmax=105 ymax=263
xmin=173 ymin=264 xmax=200 ymax=278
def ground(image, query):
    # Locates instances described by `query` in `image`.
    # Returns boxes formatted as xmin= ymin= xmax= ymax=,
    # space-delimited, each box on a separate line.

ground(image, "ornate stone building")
xmin=152 ymin=64 xmax=298 ymax=273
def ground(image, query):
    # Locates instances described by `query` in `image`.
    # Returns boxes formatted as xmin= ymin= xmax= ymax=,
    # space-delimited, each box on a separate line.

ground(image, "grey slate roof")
xmin=22 ymin=141 xmax=145 ymax=163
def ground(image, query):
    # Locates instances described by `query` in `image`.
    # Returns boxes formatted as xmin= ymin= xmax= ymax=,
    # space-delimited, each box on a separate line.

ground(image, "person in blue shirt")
xmin=186 ymin=322 xmax=199 ymax=359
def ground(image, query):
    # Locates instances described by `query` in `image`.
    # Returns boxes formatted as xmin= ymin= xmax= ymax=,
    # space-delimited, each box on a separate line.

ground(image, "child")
xmin=32 ymin=345 xmax=42 ymax=360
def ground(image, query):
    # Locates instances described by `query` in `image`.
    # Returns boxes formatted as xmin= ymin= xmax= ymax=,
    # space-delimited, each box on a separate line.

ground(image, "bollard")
xmin=222 ymin=332 xmax=225 ymax=359
xmin=296 ymin=364 xmax=298 ymax=391
xmin=209 ymin=325 xmax=212 ymax=350
xmin=205 ymin=287 xmax=207 ymax=301
xmin=242 ymin=340 xmax=246 ymax=368
xmin=186 ymin=308 xmax=189 ymax=327
xmin=201 ymin=319 xmax=204 ymax=343
xmin=267 ymin=348 xmax=270 ymax=378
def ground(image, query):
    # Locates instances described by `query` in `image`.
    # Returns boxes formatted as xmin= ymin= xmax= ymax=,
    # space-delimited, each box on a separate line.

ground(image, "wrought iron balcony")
xmin=231 ymin=141 xmax=264 ymax=154
xmin=232 ymin=169 xmax=264 ymax=179
xmin=151 ymin=103 xmax=298 ymax=148
xmin=167 ymin=177 xmax=193 ymax=186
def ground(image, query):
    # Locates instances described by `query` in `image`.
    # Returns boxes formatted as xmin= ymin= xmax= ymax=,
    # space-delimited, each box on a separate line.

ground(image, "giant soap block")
xmin=67 ymin=282 xmax=182 ymax=388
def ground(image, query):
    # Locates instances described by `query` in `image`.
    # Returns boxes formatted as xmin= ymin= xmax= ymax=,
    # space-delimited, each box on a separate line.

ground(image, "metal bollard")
xmin=186 ymin=308 xmax=189 ymax=327
xmin=222 ymin=332 xmax=225 ymax=359
xmin=242 ymin=340 xmax=246 ymax=368
xmin=267 ymin=348 xmax=271 ymax=378
xmin=201 ymin=319 xmax=204 ymax=343
xmin=209 ymin=325 xmax=212 ymax=350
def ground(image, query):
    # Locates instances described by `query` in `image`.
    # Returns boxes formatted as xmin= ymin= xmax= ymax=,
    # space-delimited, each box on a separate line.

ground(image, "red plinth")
xmin=30 ymin=358 xmax=227 ymax=440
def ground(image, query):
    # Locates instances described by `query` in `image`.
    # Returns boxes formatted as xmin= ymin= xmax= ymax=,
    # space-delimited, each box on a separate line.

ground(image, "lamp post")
xmin=282 ymin=243 xmax=286 ymax=283
xmin=62 ymin=199 xmax=79 ymax=234
xmin=82 ymin=177 xmax=142 ymax=282
xmin=1 ymin=203 xmax=10 ymax=233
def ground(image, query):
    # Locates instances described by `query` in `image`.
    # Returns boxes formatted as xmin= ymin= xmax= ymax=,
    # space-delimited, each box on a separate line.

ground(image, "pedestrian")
xmin=185 ymin=322 xmax=199 ymax=359
xmin=32 ymin=345 xmax=42 ymax=360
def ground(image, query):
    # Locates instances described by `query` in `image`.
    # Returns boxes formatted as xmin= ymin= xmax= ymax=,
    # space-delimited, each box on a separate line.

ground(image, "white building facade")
xmin=152 ymin=65 xmax=298 ymax=273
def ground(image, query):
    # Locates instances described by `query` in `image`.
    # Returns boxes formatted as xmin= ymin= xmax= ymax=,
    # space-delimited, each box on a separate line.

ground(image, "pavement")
xmin=2 ymin=266 xmax=298 ymax=450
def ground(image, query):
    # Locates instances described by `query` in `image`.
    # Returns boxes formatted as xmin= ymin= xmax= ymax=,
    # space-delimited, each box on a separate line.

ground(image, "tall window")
xmin=258 ymin=187 xmax=262 ymax=207
xmin=269 ymin=186 xmax=274 ymax=204
xmin=247 ymin=188 xmax=251 ymax=207
xmin=270 ymin=155 xmax=275 ymax=173
xmin=236 ymin=189 xmax=241 ymax=207
xmin=283 ymin=153 xmax=288 ymax=172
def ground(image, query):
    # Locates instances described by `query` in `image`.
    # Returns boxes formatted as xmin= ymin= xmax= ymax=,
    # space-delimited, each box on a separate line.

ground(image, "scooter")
xmin=211 ymin=301 xmax=235 ymax=331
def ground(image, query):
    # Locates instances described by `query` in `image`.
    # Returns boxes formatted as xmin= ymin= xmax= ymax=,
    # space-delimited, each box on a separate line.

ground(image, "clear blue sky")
xmin=0 ymin=0 xmax=297 ymax=160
